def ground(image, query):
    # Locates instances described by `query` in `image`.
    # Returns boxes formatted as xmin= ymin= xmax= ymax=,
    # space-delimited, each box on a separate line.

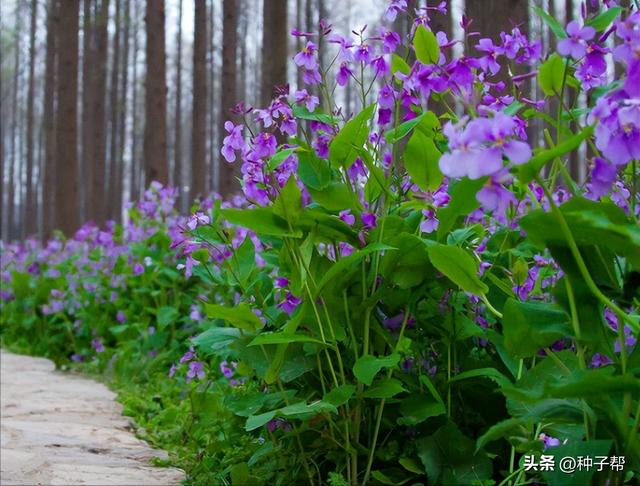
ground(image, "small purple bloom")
xmin=294 ymin=42 xmax=318 ymax=70
xmin=557 ymin=21 xmax=595 ymax=59
xmin=186 ymin=361 xmax=206 ymax=383
xmin=92 ymin=338 xmax=105 ymax=353
xmin=420 ymin=208 xmax=439 ymax=233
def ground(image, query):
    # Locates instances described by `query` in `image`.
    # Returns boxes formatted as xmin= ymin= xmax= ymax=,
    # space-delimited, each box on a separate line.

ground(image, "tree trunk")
xmin=54 ymin=0 xmax=80 ymax=235
xmin=117 ymin=0 xmax=130 ymax=214
xmin=130 ymin=0 xmax=141 ymax=201
xmin=43 ymin=0 xmax=59 ymax=240
xmin=25 ymin=0 xmax=38 ymax=237
xmin=174 ymin=0 xmax=183 ymax=193
xmin=191 ymin=0 xmax=207 ymax=200
xmin=81 ymin=0 xmax=94 ymax=223
xmin=218 ymin=0 xmax=239 ymax=196
xmin=261 ymin=0 xmax=287 ymax=107
xmin=208 ymin=0 xmax=216 ymax=195
xmin=8 ymin=1 xmax=22 ymax=241
xmin=108 ymin=0 xmax=121 ymax=220
xmin=91 ymin=0 xmax=110 ymax=225
xmin=144 ymin=0 xmax=168 ymax=185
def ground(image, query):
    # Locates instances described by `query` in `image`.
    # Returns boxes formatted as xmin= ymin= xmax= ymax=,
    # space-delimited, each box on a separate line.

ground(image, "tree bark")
xmin=108 ymin=0 xmax=121 ymax=220
xmin=174 ymin=0 xmax=183 ymax=193
xmin=81 ymin=0 xmax=94 ymax=223
xmin=144 ymin=0 xmax=168 ymax=185
xmin=117 ymin=0 xmax=130 ymax=214
xmin=208 ymin=0 xmax=216 ymax=195
xmin=130 ymin=0 xmax=141 ymax=201
xmin=261 ymin=0 xmax=288 ymax=107
xmin=54 ymin=0 xmax=80 ymax=235
xmin=192 ymin=0 xmax=207 ymax=199
xmin=218 ymin=0 xmax=239 ymax=196
xmin=8 ymin=1 xmax=22 ymax=241
xmin=43 ymin=0 xmax=59 ymax=240
xmin=25 ymin=0 xmax=38 ymax=237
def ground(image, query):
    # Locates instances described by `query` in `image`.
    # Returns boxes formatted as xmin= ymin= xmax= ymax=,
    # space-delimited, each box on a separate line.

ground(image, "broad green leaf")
xmin=323 ymin=385 xmax=356 ymax=407
xmin=476 ymin=418 xmax=528 ymax=452
xmin=586 ymin=6 xmax=624 ymax=31
xmin=245 ymin=411 xmax=276 ymax=431
xmin=436 ymin=178 xmax=486 ymax=240
xmin=278 ymin=400 xmax=337 ymax=419
xmin=502 ymin=298 xmax=572 ymax=358
xmin=545 ymin=368 xmax=640 ymax=398
xmin=156 ymin=306 xmax=179 ymax=328
xmin=306 ymin=182 xmax=355 ymax=211
xmin=353 ymin=353 xmax=400 ymax=386
xmin=518 ymin=125 xmax=593 ymax=183
xmin=384 ymin=112 xmax=426 ymax=144
xmin=273 ymin=176 xmax=302 ymax=223
xmin=403 ymin=130 xmax=442 ymax=191
xmin=538 ymin=53 xmax=567 ymax=97
xmin=391 ymin=53 xmax=411 ymax=75
xmin=192 ymin=327 xmax=242 ymax=353
xmin=533 ymin=6 xmax=568 ymax=39
xmin=205 ymin=303 xmax=263 ymax=331
xmin=297 ymin=150 xmax=331 ymax=190
xmin=363 ymin=378 xmax=407 ymax=398
xmin=448 ymin=368 xmax=512 ymax=388
xmin=248 ymin=332 xmax=325 ymax=346
xmin=267 ymin=147 xmax=297 ymax=171
xmin=398 ymin=395 xmax=446 ymax=425
xmin=221 ymin=208 xmax=302 ymax=238
xmin=292 ymin=104 xmax=338 ymax=124
xmin=413 ymin=25 xmax=439 ymax=64
xmin=427 ymin=244 xmax=489 ymax=295
xmin=229 ymin=236 xmax=255 ymax=287
xmin=329 ymin=104 xmax=375 ymax=168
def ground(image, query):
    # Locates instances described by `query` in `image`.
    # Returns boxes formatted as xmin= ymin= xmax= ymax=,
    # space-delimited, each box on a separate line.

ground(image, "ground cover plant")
xmin=1 ymin=1 xmax=640 ymax=485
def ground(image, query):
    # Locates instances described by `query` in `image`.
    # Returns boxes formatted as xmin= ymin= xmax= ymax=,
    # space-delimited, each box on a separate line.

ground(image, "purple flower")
xmin=253 ymin=132 xmax=278 ymax=158
xmin=339 ymin=210 xmax=355 ymax=226
xmin=476 ymin=38 xmax=503 ymax=75
xmin=590 ymin=353 xmax=613 ymax=368
xmin=337 ymin=62 xmax=353 ymax=86
xmin=132 ymin=263 xmax=144 ymax=275
xmin=294 ymin=89 xmax=320 ymax=112
xmin=278 ymin=291 xmax=302 ymax=315
xmin=168 ymin=364 xmax=177 ymax=378
xmin=384 ymin=0 xmax=407 ymax=22
xmin=92 ymin=338 xmax=105 ymax=353
xmin=219 ymin=360 xmax=236 ymax=379
xmin=221 ymin=121 xmax=245 ymax=163
xmin=294 ymin=42 xmax=318 ymax=70
xmin=557 ymin=21 xmax=595 ymax=59
xmin=379 ymin=27 xmax=401 ymax=53
xmin=420 ymin=208 xmax=439 ymax=233
xmin=187 ymin=212 xmax=211 ymax=230
xmin=588 ymin=157 xmax=618 ymax=198
xmin=539 ymin=433 xmax=561 ymax=449
xmin=274 ymin=276 xmax=289 ymax=288
xmin=180 ymin=347 xmax=196 ymax=364
xmin=361 ymin=212 xmax=377 ymax=230
xmin=116 ymin=310 xmax=126 ymax=323
xmin=186 ymin=361 xmax=206 ymax=383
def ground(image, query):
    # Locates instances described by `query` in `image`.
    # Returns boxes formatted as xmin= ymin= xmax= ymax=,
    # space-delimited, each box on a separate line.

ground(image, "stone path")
xmin=0 ymin=350 xmax=185 ymax=485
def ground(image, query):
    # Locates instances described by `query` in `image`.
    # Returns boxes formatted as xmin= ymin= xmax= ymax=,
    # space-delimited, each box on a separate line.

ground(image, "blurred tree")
xmin=25 ymin=0 xmax=38 ymax=237
xmin=261 ymin=0 xmax=288 ymax=106
xmin=144 ymin=0 xmax=168 ymax=185
xmin=54 ymin=0 xmax=80 ymax=235
xmin=192 ymin=0 xmax=207 ymax=200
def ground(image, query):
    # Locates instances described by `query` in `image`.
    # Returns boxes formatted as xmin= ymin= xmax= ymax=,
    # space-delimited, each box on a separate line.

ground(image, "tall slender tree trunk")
xmin=43 ymin=0 xmax=59 ymax=240
xmin=208 ymin=0 xmax=216 ymax=194
xmin=0 ymin=21 xmax=4 ymax=239
xmin=144 ymin=0 xmax=168 ymax=185
xmin=8 ymin=1 xmax=22 ymax=241
xmin=117 ymin=0 xmax=130 ymax=214
xmin=130 ymin=0 xmax=141 ymax=201
xmin=25 ymin=0 xmax=38 ymax=237
xmin=91 ymin=0 xmax=110 ymax=225
xmin=108 ymin=0 xmax=122 ymax=220
xmin=295 ymin=0 xmax=303 ymax=90
xmin=81 ymin=0 xmax=94 ymax=222
xmin=191 ymin=0 xmax=207 ymax=200
xmin=261 ymin=0 xmax=287 ymax=107
xmin=174 ymin=0 xmax=183 ymax=193
xmin=54 ymin=0 xmax=80 ymax=235
xmin=218 ymin=0 xmax=239 ymax=196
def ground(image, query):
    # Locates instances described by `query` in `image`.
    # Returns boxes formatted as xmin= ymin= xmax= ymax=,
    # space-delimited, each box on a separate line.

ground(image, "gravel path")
xmin=0 ymin=350 xmax=185 ymax=486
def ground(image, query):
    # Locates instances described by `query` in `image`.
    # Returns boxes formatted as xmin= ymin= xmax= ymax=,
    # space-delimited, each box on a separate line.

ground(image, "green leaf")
xmin=391 ymin=53 xmax=411 ymax=75
xmin=221 ymin=208 xmax=302 ymax=238
xmin=278 ymin=400 xmax=337 ymax=419
xmin=502 ymin=299 xmax=572 ymax=358
xmin=533 ymin=6 xmax=568 ymax=39
xmin=437 ymin=178 xmax=486 ymax=240
xmin=156 ymin=306 xmax=179 ymax=328
xmin=476 ymin=418 xmax=528 ymax=452
xmin=306 ymin=182 xmax=356 ymax=211
xmin=363 ymin=378 xmax=407 ymax=398
xmin=545 ymin=368 xmax=640 ymax=398
xmin=273 ymin=176 xmax=302 ymax=223
xmin=267 ymin=147 xmax=297 ymax=171
xmin=297 ymin=150 xmax=331 ymax=190
xmin=229 ymin=236 xmax=255 ymax=287
xmin=329 ymin=104 xmax=375 ymax=168
xmin=518 ymin=125 xmax=593 ymax=183
xmin=413 ymin=25 xmax=439 ymax=64
xmin=398 ymin=395 xmax=446 ymax=426
xmin=538 ymin=53 xmax=567 ymax=97
xmin=448 ymin=368 xmax=512 ymax=388
xmin=586 ymin=6 xmax=624 ymax=31
xmin=205 ymin=303 xmax=263 ymax=331
xmin=192 ymin=327 xmax=242 ymax=353
xmin=403 ymin=130 xmax=442 ymax=191
xmin=353 ymin=353 xmax=400 ymax=386
xmin=245 ymin=411 xmax=276 ymax=431
xmin=292 ymin=104 xmax=338 ymax=124
xmin=323 ymin=385 xmax=356 ymax=407
xmin=384 ymin=112 xmax=426 ymax=144
xmin=248 ymin=332 xmax=325 ymax=346
xmin=427 ymin=244 xmax=489 ymax=295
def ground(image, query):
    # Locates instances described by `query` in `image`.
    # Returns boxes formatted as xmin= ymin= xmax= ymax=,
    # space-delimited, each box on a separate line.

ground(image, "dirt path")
xmin=0 ymin=350 xmax=185 ymax=486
